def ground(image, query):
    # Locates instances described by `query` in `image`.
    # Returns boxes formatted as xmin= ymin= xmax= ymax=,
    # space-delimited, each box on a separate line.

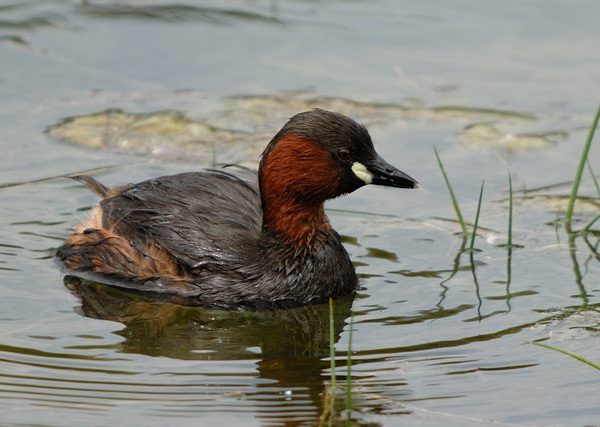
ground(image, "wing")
xmin=99 ymin=166 xmax=263 ymax=272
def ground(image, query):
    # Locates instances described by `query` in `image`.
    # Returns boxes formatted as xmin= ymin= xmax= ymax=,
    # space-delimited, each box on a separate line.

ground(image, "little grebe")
xmin=56 ymin=109 xmax=418 ymax=310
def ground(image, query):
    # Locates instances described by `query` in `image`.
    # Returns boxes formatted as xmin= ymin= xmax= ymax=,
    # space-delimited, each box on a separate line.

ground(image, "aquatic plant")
xmin=434 ymin=146 xmax=468 ymax=236
xmin=533 ymin=341 xmax=600 ymax=371
xmin=564 ymin=103 xmax=600 ymax=234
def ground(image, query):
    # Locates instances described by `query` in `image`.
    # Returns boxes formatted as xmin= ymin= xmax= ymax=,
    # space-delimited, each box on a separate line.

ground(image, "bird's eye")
xmin=337 ymin=148 xmax=351 ymax=162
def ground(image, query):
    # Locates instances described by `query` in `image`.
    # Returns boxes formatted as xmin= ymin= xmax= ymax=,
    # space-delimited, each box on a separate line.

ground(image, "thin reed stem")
xmin=345 ymin=312 xmax=354 ymax=415
xmin=434 ymin=146 xmax=468 ymax=236
xmin=587 ymin=160 xmax=600 ymax=198
xmin=469 ymin=181 xmax=485 ymax=320
xmin=469 ymin=181 xmax=485 ymax=253
xmin=582 ymin=213 xmax=600 ymax=234
xmin=506 ymin=171 xmax=513 ymax=311
xmin=565 ymin=102 xmax=600 ymax=233
xmin=328 ymin=298 xmax=336 ymax=415
xmin=533 ymin=341 xmax=600 ymax=371
xmin=507 ymin=172 xmax=513 ymax=254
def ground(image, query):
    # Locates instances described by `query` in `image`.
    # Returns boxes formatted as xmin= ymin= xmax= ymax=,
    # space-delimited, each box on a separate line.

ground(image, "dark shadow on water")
xmin=64 ymin=275 xmax=356 ymax=424
xmin=77 ymin=3 xmax=283 ymax=25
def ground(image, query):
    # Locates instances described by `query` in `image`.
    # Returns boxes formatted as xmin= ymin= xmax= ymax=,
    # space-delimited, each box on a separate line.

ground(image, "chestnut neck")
xmin=259 ymin=135 xmax=341 ymax=248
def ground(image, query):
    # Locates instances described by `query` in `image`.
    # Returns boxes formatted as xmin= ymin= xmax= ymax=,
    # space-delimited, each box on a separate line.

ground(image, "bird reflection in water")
xmin=64 ymin=275 xmax=355 ymax=423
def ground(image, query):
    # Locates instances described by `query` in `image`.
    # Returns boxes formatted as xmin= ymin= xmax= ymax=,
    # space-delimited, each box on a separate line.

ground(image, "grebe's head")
xmin=259 ymin=109 xmax=418 ymax=204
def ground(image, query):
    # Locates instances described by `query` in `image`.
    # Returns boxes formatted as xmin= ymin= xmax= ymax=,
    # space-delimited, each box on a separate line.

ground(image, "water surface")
xmin=0 ymin=1 xmax=599 ymax=426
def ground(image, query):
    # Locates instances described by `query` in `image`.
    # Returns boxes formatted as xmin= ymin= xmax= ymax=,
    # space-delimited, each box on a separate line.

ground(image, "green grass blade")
xmin=469 ymin=181 xmax=485 ymax=320
xmin=580 ymin=150 xmax=600 ymax=234
xmin=582 ymin=213 xmax=600 ymax=234
xmin=328 ymin=298 xmax=336 ymax=414
xmin=345 ymin=311 xmax=354 ymax=415
xmin=587 ymin=160 xmax=600 ymax=198
xmin=506 ymin=171 xmax=513 ymax=311
xmin=507 ymin=171 xmax=513 ymax=254
xmin=434 ymin=146 xmax=468 ymax=236
xmin=469 ymin=181 xmax=485 ymax=252
xmin=582 ymin=161 xmax=600 ymax=233
xmin=533 ymin=341 xmax=600 ymax=371
xmin=565 ymin=102 xmax=600 ymax=233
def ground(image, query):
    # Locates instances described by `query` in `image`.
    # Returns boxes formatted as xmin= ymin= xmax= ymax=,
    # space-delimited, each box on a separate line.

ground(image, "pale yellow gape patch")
xmin=351 ymin=162 xmax=373 ymax=184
